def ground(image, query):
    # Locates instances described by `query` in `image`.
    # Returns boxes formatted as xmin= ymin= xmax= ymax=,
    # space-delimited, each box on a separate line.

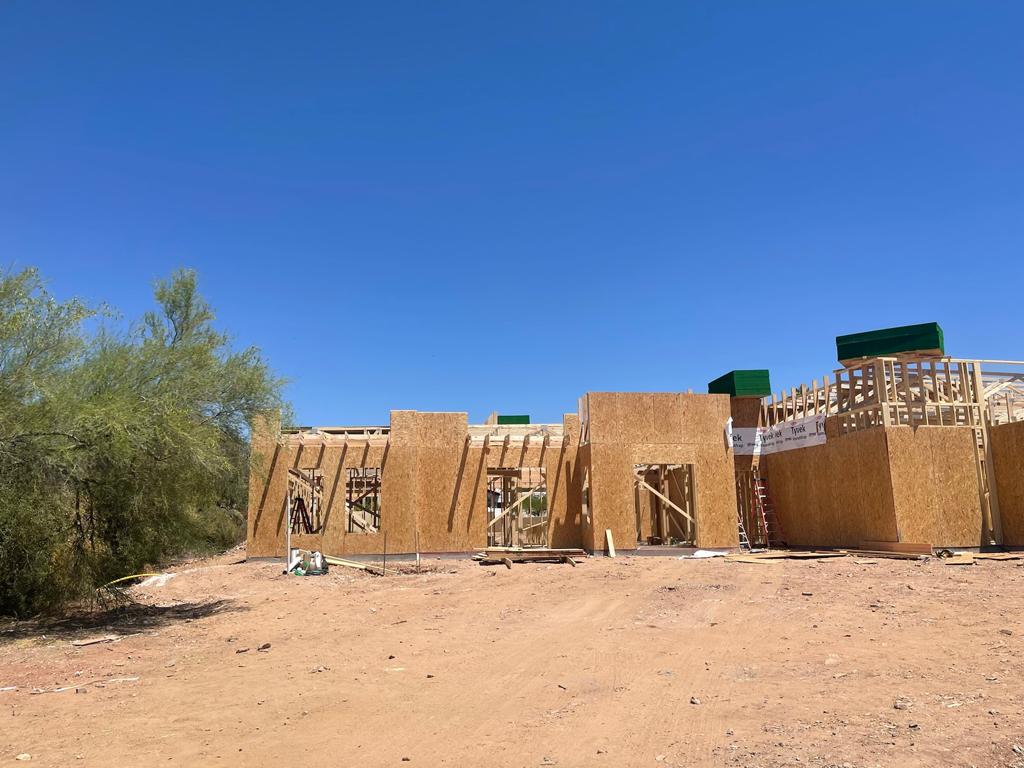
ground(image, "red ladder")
xmin=753 ymin=474 xmax=785 ymax=548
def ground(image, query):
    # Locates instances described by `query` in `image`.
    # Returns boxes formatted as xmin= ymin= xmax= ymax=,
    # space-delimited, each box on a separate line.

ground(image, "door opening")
xmin=486 ymin=466 xmax=548 ymax=547
xmin=633 ymin=463 xmax=696 ymax=546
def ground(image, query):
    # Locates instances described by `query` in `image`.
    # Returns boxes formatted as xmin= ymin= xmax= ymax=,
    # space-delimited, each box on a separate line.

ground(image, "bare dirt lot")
xmin=2 ymin=550 xmax=1024 ymax=767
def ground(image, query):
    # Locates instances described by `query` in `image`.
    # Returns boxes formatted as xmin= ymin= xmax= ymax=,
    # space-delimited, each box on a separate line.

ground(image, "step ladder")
xmin=736 ymin=506 xmax=751 ymax=551
xmin=753 ymin=474 xmax=785 ymax=548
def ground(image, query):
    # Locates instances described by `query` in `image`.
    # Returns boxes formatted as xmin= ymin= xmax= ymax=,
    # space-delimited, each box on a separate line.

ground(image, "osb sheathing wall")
xmin=247 ymin=411 xmax=581 ymax=557
xmin=730 ymin=396 xmax=764 ymax=472
xmin=990 ymin=421 xmax=1024 ymax=546
xmin=887 ymin=426 xmax=982 ymax=547
xmin=583 ymin=392 xmax=738 ymax=552
xmin=246 ymin=412 xmax=394 ymax=558
xmin=760 ymin=420 xmax=897 ymax=548
xmin=763 ymin=422 xmax=982 ymax=548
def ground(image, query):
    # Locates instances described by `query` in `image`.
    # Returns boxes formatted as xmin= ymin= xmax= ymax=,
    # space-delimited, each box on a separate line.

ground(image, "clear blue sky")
xmin=2 ymin=2 xmax=1022 ymax=425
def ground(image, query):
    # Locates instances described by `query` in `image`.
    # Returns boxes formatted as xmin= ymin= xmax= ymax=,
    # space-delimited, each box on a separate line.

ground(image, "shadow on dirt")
xmin=0 ymin=599 xmax=246 ymax=643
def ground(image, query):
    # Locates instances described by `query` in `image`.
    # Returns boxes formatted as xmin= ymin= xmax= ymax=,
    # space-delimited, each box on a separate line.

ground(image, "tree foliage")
xmin=0 ymin=268 xmax=285 ymax=617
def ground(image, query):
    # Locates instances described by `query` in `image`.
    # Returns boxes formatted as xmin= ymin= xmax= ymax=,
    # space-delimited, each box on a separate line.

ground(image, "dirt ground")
xmin=2 ymin=549 xmax=1024 ymax=768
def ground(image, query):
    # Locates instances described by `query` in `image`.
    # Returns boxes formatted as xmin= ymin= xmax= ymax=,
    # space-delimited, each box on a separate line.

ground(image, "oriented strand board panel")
xmin=583 ymin=393 xmax=738 ymax=551
xmin=763 ymin=427 xmax=899 ymax=548
xmin=414 ymin=412 xmax=479 ymax=553
xmin=991 ymin=421 xmax=1024 ymax=546
xmin=246 ymin=411 xmax=288 ymax=557
xmin=587 ymin=392 xmax=732 ymax=446
xmin=693 ymin=443 xmax=743 ymax=548
xmin=249 ymin=444 xmax=290 ymax=561
xmin=730 ymin=396 xmax=764 ymax=472
xmin=729 ymin=396 xmax=764 ymax=429
xmin=887 ymin=426 xmax=983 ymax=548
xmin=315 ymin=410 xmax=419 ymax=556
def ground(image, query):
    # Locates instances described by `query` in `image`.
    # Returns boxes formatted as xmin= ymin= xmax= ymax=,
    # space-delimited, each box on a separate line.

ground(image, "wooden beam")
xmin=487 ymin=482 xmax=545 ymax=528
xmin=636 ymin=477 xmax=694 ymax=524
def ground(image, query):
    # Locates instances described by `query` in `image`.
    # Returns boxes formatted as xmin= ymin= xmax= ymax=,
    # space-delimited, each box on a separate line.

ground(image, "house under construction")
xmin=247 ymin=323 xmax=1024 ymax=558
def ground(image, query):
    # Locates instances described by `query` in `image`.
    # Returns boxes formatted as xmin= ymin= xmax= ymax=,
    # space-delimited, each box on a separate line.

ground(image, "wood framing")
xmin=756 ymin=355 xmax=1024 ymax=548
xmin=248 ymin=410 xmax=582 ymax=557
xmin=247 ymin=390 xmax=739 ymax=557
xmin=575 ymin=392 xmax=738 ymax=552
xmin=248 ymin=352 xmax=1022 ymax=559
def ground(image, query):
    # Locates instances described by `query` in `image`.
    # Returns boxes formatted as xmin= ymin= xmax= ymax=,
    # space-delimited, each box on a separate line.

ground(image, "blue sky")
xmin=2 ymin=2 xmax=1022 ymax=425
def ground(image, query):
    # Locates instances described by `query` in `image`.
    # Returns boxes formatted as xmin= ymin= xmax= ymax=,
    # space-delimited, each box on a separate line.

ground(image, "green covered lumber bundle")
xmin=707 ymin=370 xmax=771 ymax=398
xmin=496 ymin=414 xmax=530 ymax=425
xmin=836 ymin=322 xmax=944 ymax=363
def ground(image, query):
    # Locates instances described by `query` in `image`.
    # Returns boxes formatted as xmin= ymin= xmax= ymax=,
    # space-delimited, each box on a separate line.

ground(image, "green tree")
xmin=0 ymin=267 xmax=285 ymax=616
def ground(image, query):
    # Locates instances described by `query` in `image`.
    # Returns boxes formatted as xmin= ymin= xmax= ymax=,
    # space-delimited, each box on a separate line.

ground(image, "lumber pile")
xmin=473 ymin=547 xmax=586 ymax=568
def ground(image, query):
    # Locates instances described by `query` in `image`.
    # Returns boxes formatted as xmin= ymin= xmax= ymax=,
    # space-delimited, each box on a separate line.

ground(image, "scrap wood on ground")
xmin=323 ymin=555 xmax=384 ymax=575
xmin=725 ymin=550 xmax=847 ymax=564
xmin=473 ymin=547 xmax=587 ymax=568
xmin=723 ymin=548 xmax=927 ymax=564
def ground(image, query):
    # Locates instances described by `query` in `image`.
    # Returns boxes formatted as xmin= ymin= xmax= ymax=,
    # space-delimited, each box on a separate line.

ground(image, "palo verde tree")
xmin=0 ymin=267 xmax=285 ymax=617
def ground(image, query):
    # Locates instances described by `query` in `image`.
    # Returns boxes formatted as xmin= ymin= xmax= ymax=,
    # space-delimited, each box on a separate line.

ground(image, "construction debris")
xmin=942 ymin=553 xmax=975 ymax=566
xmin=724 ymin=551 xmax=845 ymax=563
xmin=324 ymin=555 xmax=383 ymax=575
xmin=473 ymin=547 xmax=587 ymax=567
xmin=839 ymin=549 xmax=927 ymax=560
xmin=681 ymin=549 xmax=729 ymax=559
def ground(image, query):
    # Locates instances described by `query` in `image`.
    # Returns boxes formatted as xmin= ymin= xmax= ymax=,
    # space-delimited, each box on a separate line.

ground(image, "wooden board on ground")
xmin=324 ymin=555 xmax=383 ymax=575
xmin=478 ymin=554 xmax=577 ymax=567
xmin=476 ymin=546 xmax=586 ymax=566
xmin=860 ymin=541 xmax=933 ymax=555
xmin=71 ymin=635 xmax=119 ymax=647
xmin=840 ymin=549 xmax=926 ymax=560
xmin=483 ymin=547 xmax=586 ymax=555
xmin=973 ymin=552 xmax=1024 ymax=560
xmin=745 ymin=551 xmax=847 ymax=560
